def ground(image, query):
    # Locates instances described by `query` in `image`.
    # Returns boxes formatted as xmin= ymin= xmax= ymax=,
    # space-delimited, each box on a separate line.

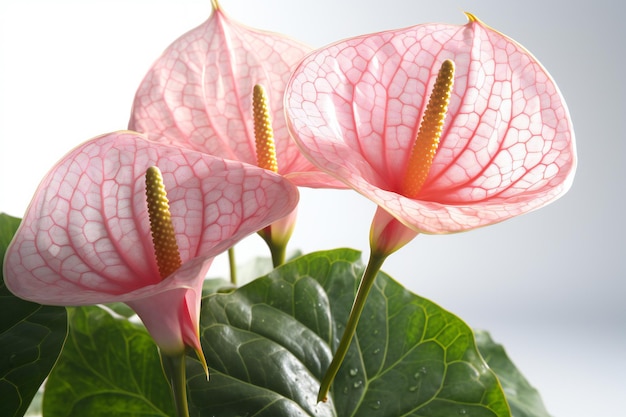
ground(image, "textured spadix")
xmin=253 ymin=84 xmax=279 ymax=173
xmin=285 ymin=13 xmax=576 ymax=233
xmin=145 ymin=166 xmax=182 ymax=280
xmin=402 ymin=59 xmax=454 ymax=198
xmin=3 ymin=131 xmax=299 ymax=354
xmin=129 ymin=1 xmax=342 ymax=188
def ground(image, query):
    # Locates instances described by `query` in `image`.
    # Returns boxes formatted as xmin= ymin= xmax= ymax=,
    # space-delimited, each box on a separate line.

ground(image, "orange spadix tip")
xmin=402 ymin=59 xmax=455 ymax=198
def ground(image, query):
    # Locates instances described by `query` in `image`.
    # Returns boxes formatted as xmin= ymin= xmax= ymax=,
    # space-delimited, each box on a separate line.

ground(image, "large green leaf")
xmin=42 ymin=306 xmax=175 ymax=417
xmin=187 ymin=248 xmax=511 ymax=416
xmin=0 ymin=213 xmax=68 ymax=417
xmin=476 ymin=331 xmax=552 ymax=417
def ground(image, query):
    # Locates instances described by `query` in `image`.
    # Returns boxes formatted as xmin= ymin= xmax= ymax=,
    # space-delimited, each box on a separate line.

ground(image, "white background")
xmin=1 ymin=1 xmax=624 ymax=416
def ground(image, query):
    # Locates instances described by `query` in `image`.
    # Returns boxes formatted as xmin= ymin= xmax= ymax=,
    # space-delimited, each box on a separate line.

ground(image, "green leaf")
xmin=42 ymin=305 xmax=175 ymax=417
xmin=0 ymin=213 xmax=68 ymax=417
xmin=476 ymin=330 xmax=552 ymax=417
xmin=187 ymin=248 xmax=511 ymax=417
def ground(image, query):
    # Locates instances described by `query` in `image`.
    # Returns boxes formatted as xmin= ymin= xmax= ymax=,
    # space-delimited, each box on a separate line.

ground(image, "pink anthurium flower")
xmin=286 ymin=13 xmax=576 ymax=236
xmin=128 ymin=0 xmax=343 ymax=267
xmin=3 ymin=131 xmax=298 ymax=384
xmin=285 ymin=13 xmax=576 ymax=401
xmin=128 ymin=0 xmax=342 ymax=189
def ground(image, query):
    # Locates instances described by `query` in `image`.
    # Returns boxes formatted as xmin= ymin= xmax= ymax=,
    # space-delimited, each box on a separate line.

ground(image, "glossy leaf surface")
xmin=29 ymin=249 xmax=553 ymax=417
xmin=0 ymin=213 xmax=67 ymax=417
xmin=187 ymin=249 xmax=510 ymax=416
xmin=43 ymin=305 xmax=174 ymax=417
xmin=476 ymin=330 xmax=552 ymax=417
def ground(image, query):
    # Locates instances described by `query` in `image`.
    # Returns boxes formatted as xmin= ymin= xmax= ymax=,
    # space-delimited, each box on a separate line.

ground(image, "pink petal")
xmin=4 ymin=131 xmax=299 ymax=305
xmin=285 ymin=16 xmax=576 ymax=233
xmin=126 ymin=267 xmax=208 ymax=354
xmin=369 ymin=206 xmax=419 ymax=255
xmin=129 ymin=4 xmax=341 ymax=188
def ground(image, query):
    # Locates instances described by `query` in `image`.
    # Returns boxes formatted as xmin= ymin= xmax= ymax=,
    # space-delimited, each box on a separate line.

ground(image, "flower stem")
xmin=269 ymin=241 xmax=287 ymax=268
xmin=228 ymin=247 xmax=237 ymax=286
xmin=258 ymin=227 xmax=288 ymax=268
xmin=161 ymin=351 xmax=190 ymax=417
xmin=317 ymin=251 xmax=389 ymax=403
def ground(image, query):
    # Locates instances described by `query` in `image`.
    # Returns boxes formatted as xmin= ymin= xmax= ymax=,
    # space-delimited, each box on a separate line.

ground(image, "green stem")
xmin=269 ymin=241 xmax=287 ymax=268
xmin=161 ymin=351 xmax=190 ymax=417
xmin=228 ymin=247 xmax=237 ymax=286
xmin=258 ymin=229 xmax=287 ymax=268
xmin=317 ymin=251 xmax=389 ymax=403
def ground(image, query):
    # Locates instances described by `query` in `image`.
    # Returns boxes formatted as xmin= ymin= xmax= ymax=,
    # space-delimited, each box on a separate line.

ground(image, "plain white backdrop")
xmin=1 ymin=1 xmax=624 ymax=416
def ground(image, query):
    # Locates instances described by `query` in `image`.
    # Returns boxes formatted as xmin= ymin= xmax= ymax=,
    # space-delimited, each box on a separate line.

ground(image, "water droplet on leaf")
xmin=413 ymin=366 xmax=428 ymax=379
xmin=369 ymin=400 xmax=381 ymax=410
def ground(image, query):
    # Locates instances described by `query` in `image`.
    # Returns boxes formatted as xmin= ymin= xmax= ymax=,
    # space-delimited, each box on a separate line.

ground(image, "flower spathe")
xmin=3 ymin=131 xmax=299 ymax=358
xmin=285 ymin=13 xmax=576 ymax=234
xmin=129 ymin=0 xmax=342 ymax=189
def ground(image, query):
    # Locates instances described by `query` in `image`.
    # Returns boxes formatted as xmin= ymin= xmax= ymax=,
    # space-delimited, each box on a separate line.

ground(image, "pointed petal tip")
xmin=463 ymin=12 xmax=507 ymax=42
xmin=464 ymin=11 xmax=480 ymax=23
xmin=194 ymin=345 xmax=210 ymax=381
